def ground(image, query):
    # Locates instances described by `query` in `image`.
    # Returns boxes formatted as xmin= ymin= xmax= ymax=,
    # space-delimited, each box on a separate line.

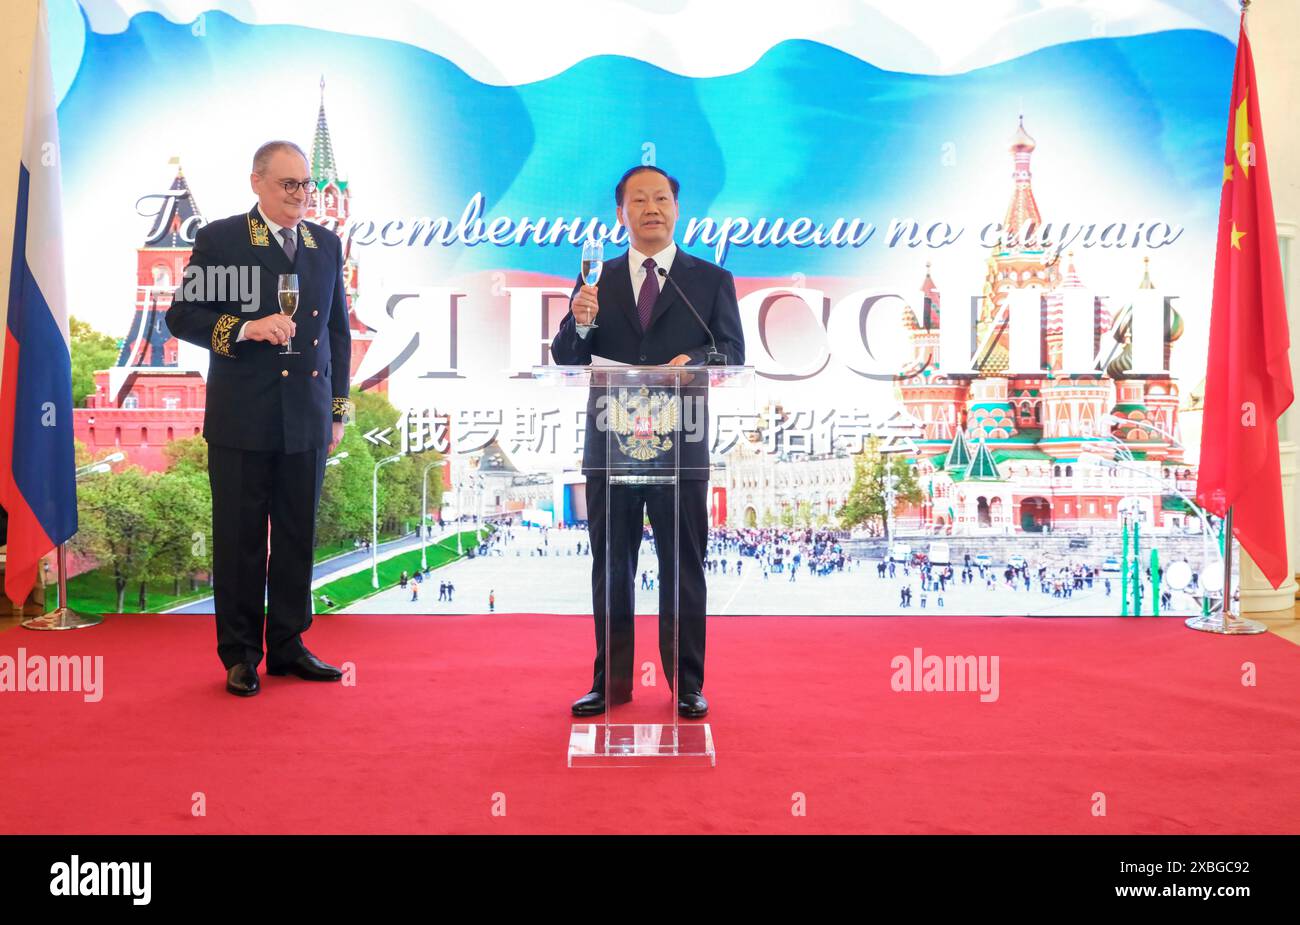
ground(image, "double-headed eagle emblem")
xmin=609 ymin=386 xmax=678 ymax=461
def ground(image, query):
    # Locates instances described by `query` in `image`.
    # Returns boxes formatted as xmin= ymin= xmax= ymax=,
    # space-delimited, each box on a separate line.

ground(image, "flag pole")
xmin=20 ymin=544 xmax=102 ymax=631
xmin=1185 ymin=505 xmax=1266 ymax=634
xmin=1185 ymin=0 xmax=1270 ymax=636
xmin=1222 ymin=506 xmax=1234 ymax=628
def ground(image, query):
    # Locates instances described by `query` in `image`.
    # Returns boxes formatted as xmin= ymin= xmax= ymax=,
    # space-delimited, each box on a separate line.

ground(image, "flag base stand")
xmin=21 ymin=606 xmax=103 ymax=631
xmin=1184 ymin=613 xmax=1267 ymax=635
xmin=1184 ymin=507 xmax=1266 ymax=635
xmin=19 ymin=544 xmax=103 ymax=631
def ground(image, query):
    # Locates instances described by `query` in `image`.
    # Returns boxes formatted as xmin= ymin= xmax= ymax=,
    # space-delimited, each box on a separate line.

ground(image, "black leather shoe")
xmin=226 ymin=663 xmax=259 ymax=697
xmin=571 ymin=690 xmax=605 ymax=716
xmin=677 ymin=692 xmax=708 ymax=718
xmin=266 ymin=651 xmax=343 ymax=681
xmin=570 ymin=688 xmax=632 ymax=716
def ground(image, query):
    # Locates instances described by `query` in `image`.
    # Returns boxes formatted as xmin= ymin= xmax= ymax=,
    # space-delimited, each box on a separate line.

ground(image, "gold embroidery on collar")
xmin=212 ymin=314 xmax=240 ymax=357
xmin=300 ymin=225 xmax=318 ymax=249
xmin=248 ymin=215 xmax=270 ymax=247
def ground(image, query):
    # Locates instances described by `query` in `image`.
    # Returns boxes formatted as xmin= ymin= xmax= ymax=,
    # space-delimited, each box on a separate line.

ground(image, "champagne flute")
xmin=577 ymin=240 xmax=602 ymax=334
xmin=278 ymin=273 xmax=299 ymax=355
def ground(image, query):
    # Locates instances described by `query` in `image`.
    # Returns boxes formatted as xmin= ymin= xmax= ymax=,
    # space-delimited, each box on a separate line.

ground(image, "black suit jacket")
xmin=165 ymin=205 xmax=352 ymax=454
xmin=549 ymin=249 xmax=744 ymax=480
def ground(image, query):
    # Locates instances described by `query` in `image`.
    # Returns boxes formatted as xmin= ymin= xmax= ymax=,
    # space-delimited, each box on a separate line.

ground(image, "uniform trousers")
xmin=208 ymin=442 xmax=327 ymax=669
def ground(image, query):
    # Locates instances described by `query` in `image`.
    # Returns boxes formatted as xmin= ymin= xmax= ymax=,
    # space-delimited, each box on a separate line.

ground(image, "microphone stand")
xmin=657 ymin=267 xmax=728 ymax=366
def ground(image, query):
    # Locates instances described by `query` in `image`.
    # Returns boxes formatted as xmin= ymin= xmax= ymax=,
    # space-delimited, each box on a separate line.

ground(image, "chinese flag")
xmin=1196 ymin=15 xmax=1294 ymax=588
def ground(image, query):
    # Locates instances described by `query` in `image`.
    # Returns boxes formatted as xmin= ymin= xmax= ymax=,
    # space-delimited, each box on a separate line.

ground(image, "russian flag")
xmin=0 ymin=0 xmax=76 ymax=607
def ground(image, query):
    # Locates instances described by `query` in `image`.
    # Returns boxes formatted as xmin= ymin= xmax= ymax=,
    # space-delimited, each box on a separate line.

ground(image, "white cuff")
xmin=575 ymin=324 xmax=591 ymax=340
xmin=236 ymin=323 xmax=249 ymax=342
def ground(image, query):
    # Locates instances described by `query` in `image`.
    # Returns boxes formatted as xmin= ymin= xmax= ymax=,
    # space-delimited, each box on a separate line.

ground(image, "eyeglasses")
xmin=271 ymin=178 xmax=315 ymax=195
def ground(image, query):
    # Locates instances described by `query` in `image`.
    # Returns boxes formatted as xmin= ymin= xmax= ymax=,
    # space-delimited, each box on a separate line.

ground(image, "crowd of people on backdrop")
xmin=409 ymin=516 xmax=1184 ymax=612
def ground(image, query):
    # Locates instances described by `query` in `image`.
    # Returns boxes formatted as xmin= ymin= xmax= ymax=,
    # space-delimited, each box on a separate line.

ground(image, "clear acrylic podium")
xmin=534 ymin=364 xmax=753 ymax=766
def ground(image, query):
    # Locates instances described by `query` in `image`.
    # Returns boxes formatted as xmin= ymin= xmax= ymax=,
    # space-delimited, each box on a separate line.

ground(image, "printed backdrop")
xmin=48 ymin=0 xmax=1243 ymax=614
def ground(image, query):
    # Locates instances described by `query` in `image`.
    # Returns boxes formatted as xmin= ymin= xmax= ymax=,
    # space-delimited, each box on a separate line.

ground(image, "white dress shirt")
xmin=236 ymin=204 xmax=300 ymax=342
xmin=575 ymin=241 xmax=676 ymax=339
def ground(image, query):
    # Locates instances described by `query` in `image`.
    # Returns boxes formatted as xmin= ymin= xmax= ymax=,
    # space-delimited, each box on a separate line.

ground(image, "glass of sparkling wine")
xmin=578 ymin=240 xmax=602 ymax=333
xmin=278 ymin=273 xmax=300 ymax=355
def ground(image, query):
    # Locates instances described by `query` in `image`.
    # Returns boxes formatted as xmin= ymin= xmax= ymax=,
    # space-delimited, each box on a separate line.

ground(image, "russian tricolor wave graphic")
xmin=0 ymin=0 xmax=77 ymax=607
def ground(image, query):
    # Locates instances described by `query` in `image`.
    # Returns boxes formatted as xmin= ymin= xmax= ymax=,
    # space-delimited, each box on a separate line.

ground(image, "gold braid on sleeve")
xmin=211 ymin=314 xmax=241 ymax=358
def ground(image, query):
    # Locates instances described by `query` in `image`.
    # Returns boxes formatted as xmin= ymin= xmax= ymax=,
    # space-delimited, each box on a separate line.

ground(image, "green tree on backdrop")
xmin=316 ymin=423 xmax=375 ymax=546
xmin=72 ymin=464 xmax=206 ymax=612
xmin=836 ymin=436 xmax=922 ymax=541
xmin=339 ymin=390 xmax=444 ymax=536
xmin=66 ymin=389 xmax=444 ymax=611
xmin=69 ymin=317 xmax=120 ymax=407
xmin=162 ymin=436 xmax=213 ymax=593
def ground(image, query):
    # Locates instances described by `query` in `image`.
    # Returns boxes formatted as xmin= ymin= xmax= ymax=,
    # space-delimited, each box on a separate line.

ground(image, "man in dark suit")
xmin=551 ymin=165 xmax=744 ymax=719
xmin=166 ymin=141 xmax=351 ymax=697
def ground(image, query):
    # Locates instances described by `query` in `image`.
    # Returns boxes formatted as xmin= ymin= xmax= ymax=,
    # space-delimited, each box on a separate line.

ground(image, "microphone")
xmin=656 ymin=266 xmax=728 ymax=366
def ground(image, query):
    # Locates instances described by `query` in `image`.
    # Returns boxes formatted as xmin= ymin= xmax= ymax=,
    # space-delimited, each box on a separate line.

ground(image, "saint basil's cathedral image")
xmin=723 ymin=118 xmax=1201 ymax=538
xmin=895 ymin=118 xmax=1198 ymax=536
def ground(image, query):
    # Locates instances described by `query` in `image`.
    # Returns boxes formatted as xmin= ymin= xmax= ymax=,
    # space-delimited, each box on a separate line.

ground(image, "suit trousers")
xmin=584 ymin=476 xmax=709 ymax=697
xmin=208 ymin=443 xmax=327 ymax=669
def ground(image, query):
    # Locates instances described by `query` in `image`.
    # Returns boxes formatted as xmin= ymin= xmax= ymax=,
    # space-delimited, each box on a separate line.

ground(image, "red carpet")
xmin=2 ymin=613 xmax=1298 ymax=833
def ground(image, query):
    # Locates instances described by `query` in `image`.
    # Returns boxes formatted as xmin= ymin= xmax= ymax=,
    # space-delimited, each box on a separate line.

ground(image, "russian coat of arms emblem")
xmin=609 ymin=386 xmax=679 ymax=462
